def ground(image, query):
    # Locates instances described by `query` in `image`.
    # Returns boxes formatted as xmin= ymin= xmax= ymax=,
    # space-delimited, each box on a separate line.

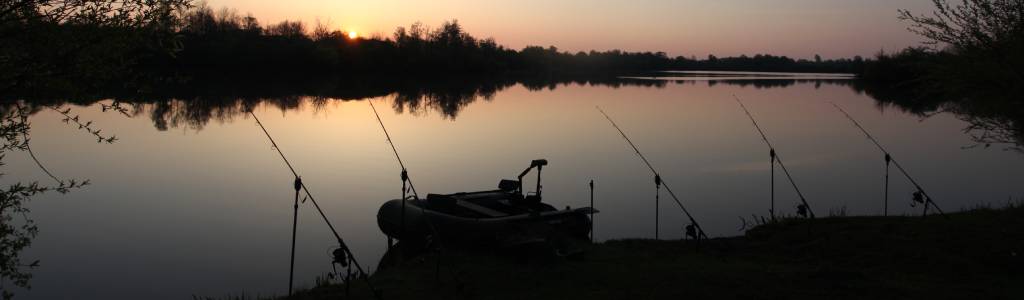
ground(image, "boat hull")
xmin=377 ymin=199 xmax=593 ymax=245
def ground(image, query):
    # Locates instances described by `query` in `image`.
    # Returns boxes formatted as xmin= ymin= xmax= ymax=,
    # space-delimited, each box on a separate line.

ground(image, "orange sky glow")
xmin=205 ymin=0 xmax=937 ymax=59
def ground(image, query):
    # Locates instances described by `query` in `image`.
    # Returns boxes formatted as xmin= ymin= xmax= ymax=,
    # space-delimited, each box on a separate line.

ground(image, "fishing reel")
xmin=685 ymin=224 xmax=698 ymax=240
xmin=326 ymin=246 xmax=351 ymax=281
xmin=911 ymin=190 xmax=926 ymax=207
xmin=332 ymin=247 xmax=349 ymax=267
xmin=796 ymin=203 xmax=809 ymax=218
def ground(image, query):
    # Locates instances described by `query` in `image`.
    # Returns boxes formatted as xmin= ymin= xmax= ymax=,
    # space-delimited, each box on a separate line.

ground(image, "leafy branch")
xmin=100 ymin=101 xmax=133 ymax=118
xmin=49 ymin=106 xmax=118 ymax=144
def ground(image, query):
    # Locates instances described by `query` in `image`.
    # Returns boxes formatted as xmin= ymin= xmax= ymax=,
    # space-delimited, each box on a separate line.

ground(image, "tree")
xmin=899 ymin=0 xmax=1024 ymax=88
xmin=899 ymin=0 xmax=1023 ymax=51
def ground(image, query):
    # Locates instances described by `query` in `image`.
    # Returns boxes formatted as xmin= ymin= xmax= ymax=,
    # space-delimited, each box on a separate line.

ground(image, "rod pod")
xmin=288 ymin=177 xmax=300 ymax=296
xmin=596 ymin=106 xmax=709 ymax=241
xmin=733 ymin=95 xmax=816 ymax=218
xmin=248 ymin=111 xmax=381 ymax=299
xmin=655 ymin=175 xmax=661 ymax=240
xmin=829 ymin=102 xmax=946 ymax=218
xmin=590 ymin=180 xmax=595 ymax=243
xmin=770 ymin=148 xmax=776 ymax=221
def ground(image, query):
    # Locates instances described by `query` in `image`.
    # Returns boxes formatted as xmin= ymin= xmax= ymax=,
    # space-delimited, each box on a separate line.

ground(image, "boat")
xmin=376 ymin=159 xmax=596 ymax=248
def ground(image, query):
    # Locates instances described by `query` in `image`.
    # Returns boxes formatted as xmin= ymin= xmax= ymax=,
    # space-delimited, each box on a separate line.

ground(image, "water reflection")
xmin=853 ymin=81 xmax=1024 ymax=153
xmin=7 ymin=73 xmax=1024 ymax=299
xmin=5 ymin=73 xmax=1021 ymax=155
xmin=7 ymin=75 xmax=860 ymax=129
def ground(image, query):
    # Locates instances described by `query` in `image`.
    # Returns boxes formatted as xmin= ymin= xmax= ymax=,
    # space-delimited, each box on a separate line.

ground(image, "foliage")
xmin=859 ymin=48 xmax=944 ymax=87
xmin=0 ymin=0 xmax=193 ymax=96
xmin=899 ymin=0 xmax=1024 ymax=58
xmin=888 ymin=0 xmax=1024 ymax=92
xmin=0 ymin=105 xmax=93 ymax=299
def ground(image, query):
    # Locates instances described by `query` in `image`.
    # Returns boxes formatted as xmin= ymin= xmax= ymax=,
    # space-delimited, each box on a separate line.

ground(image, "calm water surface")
xmin=9 ymin=74 xmax=1024 ymax=299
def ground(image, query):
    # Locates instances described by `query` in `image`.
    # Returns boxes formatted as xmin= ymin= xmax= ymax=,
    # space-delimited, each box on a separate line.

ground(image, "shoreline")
xmin=287 ymin=205 xmax=1023 ymax=299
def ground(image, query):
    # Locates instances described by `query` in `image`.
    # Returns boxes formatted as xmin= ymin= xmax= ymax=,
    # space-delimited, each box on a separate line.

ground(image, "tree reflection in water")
xmin=4 ymin=75 xmax=1021 ymax=155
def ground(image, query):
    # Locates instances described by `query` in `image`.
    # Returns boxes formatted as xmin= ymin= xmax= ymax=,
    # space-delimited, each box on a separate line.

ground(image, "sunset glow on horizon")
xmin=206 ymin=0 xmax=936 ymax=59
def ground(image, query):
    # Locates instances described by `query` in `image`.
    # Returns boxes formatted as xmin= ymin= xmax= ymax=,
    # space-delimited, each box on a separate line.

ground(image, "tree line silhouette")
xmin=136 ymin=5 xmax=864 ymax=80
xmin=3 ymin=2 xmax=874 ymax=100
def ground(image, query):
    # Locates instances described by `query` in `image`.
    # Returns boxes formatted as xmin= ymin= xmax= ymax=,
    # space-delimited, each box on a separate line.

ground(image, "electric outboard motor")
xmin=517 ymin=159 xmax=549 ymax=200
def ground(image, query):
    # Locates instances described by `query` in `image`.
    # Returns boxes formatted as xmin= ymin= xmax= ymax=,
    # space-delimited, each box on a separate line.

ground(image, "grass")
xmin=279 ymin=205 xmax=1023 ymax=299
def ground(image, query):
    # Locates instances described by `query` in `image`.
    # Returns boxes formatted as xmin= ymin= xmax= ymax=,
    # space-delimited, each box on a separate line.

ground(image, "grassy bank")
xmin=285 ymin=206 xmax=1023 ymax=299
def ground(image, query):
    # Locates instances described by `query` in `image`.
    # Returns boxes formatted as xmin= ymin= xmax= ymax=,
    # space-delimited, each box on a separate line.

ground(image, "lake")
xmin=7 ymin=72 xmax=1024 ymax=299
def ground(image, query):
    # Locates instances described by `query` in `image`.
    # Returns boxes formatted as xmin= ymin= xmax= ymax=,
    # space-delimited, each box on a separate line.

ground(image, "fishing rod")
xmin=248 ymin=111 xmax=380 ymax=298
xmin=733 ymin=95 xmax=816 ymax=218
xmin=596 ymin=106 xmax=709 ymax=240
xmin=368 ymin=100 xmax=419 ymax=200
xmin=589 ymin=179 xmax=595 ymax=242
xmin=368 ymin=100 xmax=419 ymax=248
xmin=367 ymin=100 xmax=465 ymax=287
xmin=829 ymin=102 xmax=946 ymax=217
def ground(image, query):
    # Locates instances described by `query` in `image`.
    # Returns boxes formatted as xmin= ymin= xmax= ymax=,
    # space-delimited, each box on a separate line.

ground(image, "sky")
xmin=204 ymin=0 xmax=937 ymax=59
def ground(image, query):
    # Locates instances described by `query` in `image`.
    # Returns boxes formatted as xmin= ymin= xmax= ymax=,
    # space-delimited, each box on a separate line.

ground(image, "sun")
xmin=347 ymin=31 xmax=358 ymax=39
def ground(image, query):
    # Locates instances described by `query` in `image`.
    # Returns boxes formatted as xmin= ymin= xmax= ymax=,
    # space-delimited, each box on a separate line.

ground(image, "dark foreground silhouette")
xmin=286 ymin=205 xmax=1024 ymax=300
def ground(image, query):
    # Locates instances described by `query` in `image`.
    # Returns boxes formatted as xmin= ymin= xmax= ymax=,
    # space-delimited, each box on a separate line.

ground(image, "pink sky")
xmin=206 ymin=0 xmax=936 ymax=59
